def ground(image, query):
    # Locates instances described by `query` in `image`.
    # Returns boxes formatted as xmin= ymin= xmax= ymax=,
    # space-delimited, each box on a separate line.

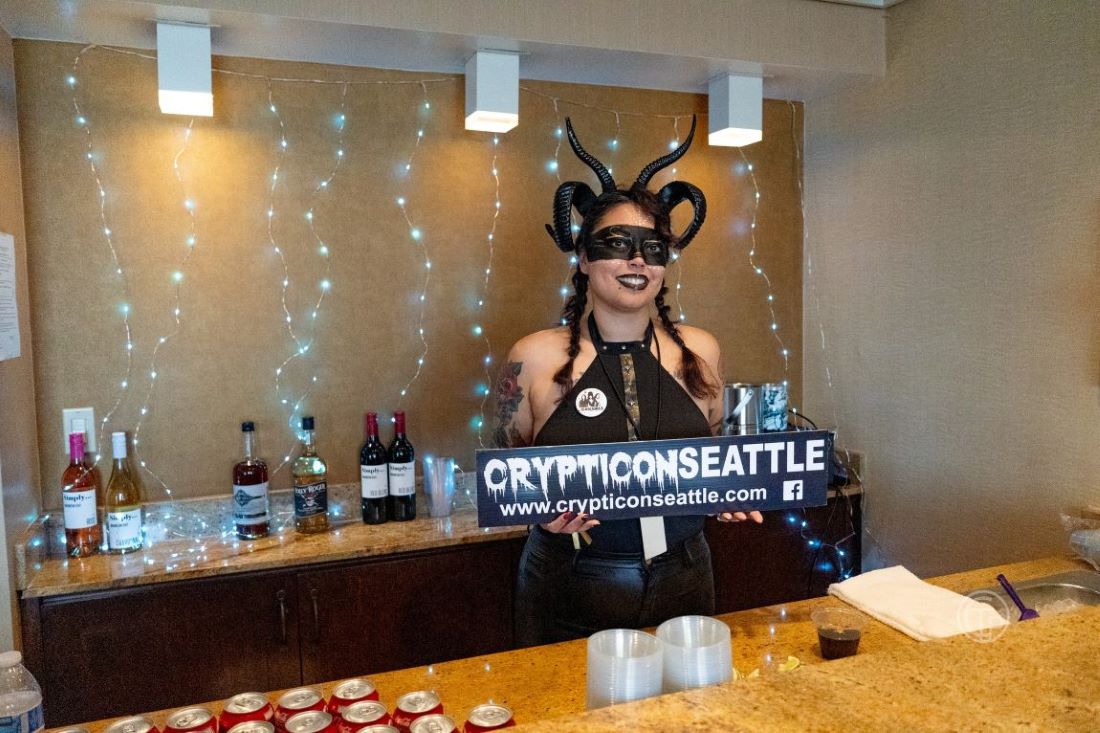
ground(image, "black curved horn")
xmin=657 ymin=180 xmax=707 ymax=249
xmin=565 ymin=118 xmax=616 ymax=193
xmin=546 ymin=181 xmax=598 ymax=252
xmin=635 ymin=115 xmax=697 ymax=188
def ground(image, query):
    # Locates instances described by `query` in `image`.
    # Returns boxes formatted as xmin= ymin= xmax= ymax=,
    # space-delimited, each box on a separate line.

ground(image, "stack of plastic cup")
xmin=656 ymin=615 xmax=733 ymax=692
xmin=586 ymin=629 xmax=664 ymax=709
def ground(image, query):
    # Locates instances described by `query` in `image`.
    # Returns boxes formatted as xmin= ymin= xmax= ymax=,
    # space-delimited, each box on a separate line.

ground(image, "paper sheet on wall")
xmin=0 ymin=233 xmax=21 ymax=361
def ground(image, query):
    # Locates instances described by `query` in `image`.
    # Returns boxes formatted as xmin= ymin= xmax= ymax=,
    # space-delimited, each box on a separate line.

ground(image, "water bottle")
xmin=0 ymin=652 xmax=43 ymax=733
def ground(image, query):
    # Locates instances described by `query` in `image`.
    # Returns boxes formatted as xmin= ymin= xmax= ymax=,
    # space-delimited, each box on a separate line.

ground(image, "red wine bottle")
xmin=360 ymin=412 xmax=388 ymax=525
xmin=387 ymin=411 xmax=416 ymax=521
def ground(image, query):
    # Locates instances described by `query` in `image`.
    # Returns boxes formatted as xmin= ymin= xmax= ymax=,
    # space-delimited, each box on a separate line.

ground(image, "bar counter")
xmin=56 ymin=555 xmax=1099 ymax=732
xmin=18 ymin=485 xmax=523 ymax=598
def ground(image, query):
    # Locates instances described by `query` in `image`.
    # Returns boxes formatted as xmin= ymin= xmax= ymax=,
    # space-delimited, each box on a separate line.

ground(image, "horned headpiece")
xmin=545 ymin=116 xmax=707 ymax=254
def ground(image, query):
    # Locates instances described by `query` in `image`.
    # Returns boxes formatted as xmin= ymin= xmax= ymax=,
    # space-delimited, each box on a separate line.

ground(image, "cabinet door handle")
xmin=310 ymin=588 xmax=321 ymax=642
xmin=276 ymin=589 xmax=288 ymax=645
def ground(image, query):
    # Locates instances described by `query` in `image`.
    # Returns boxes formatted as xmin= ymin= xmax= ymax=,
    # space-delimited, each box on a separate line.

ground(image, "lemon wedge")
xmin=778 ymin=655 xmax=801 ymax=672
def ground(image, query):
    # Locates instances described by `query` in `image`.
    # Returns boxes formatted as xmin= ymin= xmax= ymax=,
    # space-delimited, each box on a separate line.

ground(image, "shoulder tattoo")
xmin=491 ymin=361 xmax=527 ymax=448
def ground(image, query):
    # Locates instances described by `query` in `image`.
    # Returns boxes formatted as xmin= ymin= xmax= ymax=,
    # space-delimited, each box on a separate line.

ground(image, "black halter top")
xmin=533 ymin=314 xmax=711 ymax=553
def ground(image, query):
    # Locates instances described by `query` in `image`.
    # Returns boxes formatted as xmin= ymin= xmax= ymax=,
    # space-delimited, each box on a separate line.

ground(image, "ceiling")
xmin=0 ymin=0 xmax=891 ymax=100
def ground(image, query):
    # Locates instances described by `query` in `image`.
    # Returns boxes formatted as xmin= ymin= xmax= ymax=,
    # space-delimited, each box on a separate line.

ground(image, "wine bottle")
xmin=292 ymin=416 xmax=329 ymax=534
xmin=387 ymin=410 xmax=416 ymax=522
xmin=105 ymin=431 xmax=143 ymax=554
xmin=233 ymin=421 xmax=270 ymax=539
xmin=62 ymin=430 xmax=102 ymax=557
xmin=360 ymin=412 xmax=388 ymax=525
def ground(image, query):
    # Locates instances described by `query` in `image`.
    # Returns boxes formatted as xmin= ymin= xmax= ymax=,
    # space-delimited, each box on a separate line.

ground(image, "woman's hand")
xmin=717 ymin=511 xmax=763 ymax=523
xmin=540 ymin=511 xmax=601 ymax=534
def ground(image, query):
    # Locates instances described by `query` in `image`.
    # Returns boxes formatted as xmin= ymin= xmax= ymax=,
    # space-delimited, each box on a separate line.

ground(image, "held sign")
xmin=475 ymin=430 xmax=830 ymax=527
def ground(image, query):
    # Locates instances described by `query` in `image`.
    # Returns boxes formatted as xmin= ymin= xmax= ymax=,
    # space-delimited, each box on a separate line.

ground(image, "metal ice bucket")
xmin=722 ymin=383 xmax=761 ymax=435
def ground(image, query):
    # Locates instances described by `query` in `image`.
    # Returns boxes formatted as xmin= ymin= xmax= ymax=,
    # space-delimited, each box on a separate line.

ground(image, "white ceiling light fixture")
xmin=157 ymin=22 xmax=213 ymax=117
xmin=465 ymin=50 xmax=519 ymax=133
xmin=708 ymin=73 xmax=762 ymax=147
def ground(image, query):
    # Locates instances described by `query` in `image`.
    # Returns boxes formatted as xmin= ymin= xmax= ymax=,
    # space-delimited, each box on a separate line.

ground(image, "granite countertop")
xmin=58 ymin=555 xmax=1097 ymax=732
xmin=20 ymin=482 xmax=861 ymax=599
xmin=18 ymin=482 xmax=525 ymax=599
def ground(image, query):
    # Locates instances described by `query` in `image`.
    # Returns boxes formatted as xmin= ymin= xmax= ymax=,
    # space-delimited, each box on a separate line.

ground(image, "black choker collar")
xmin=588 ymin=312 xmax=654 ymax=355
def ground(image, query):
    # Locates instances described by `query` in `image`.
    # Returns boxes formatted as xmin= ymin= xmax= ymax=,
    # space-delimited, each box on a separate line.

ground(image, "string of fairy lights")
xmin=130 ymin=117 xmax=199 ymax=498
xmin=392 ymin=84 xmax=435 ymax=409
xmin=732 ymin=149 xmax=792 ymax=381
xmin=472 ymin=135 xmax=503 ymax=446
xmin=62 ymin=46 xmax=854 ymax=584
xmin=266 ymin=82 xmax=351 ymax=475
xmin=547 ymin=99 xmax=579 ymax=323
xmin=66 ymin=48 xmax=135 ymax=472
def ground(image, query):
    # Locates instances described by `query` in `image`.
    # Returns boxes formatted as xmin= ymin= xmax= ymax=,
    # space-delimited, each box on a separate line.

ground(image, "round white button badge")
xmin=575 ymin=388 xmax=607 ymax=417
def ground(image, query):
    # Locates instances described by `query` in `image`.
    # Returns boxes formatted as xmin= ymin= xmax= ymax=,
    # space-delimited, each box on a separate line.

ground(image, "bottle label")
xmin=360 ymin=465 xmax=389 ymax=500
xmin=107 ymin=508 xmax=142 ymax=549
xmin=388 ymin=463 xmax=416 ymax=497
xmin=233 ymin=482 xmax=270 ymax=523
xmin=0 ymin=702 xmax=44 ymax=733
xmin=62 ymin=489 xmax=98 ymax=529
xmin=294 ymin=480 xmax=328 ymax=518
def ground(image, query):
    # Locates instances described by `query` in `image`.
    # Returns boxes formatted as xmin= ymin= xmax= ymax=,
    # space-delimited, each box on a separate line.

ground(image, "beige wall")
xmin=0 ymin=23 xmax=40 ymax=649
xmin=16 ymin=41 xmax=804 ymax=506
xmin=803 ymin=0 xmax=1100 ymax=576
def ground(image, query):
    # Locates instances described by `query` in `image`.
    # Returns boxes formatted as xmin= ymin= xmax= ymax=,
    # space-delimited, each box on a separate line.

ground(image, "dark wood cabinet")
xmin=708 ymin=492 xmax=862 ymax=613
xmin=28 ymin=569 xmax=301 ymax=727
xmin=21 ymin=539 xmax=525 ymax=728
xmin=298 ymin=541 xmax=518 ymax=684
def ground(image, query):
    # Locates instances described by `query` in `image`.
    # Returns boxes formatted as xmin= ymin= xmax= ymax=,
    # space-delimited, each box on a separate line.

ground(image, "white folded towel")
xmin=828 ymin=566 xmax=1009 ymax=641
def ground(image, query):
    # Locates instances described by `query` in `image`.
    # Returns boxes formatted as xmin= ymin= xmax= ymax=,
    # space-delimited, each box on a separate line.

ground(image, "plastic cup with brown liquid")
xmin=811 ymin=607 xmax=867 ymax=660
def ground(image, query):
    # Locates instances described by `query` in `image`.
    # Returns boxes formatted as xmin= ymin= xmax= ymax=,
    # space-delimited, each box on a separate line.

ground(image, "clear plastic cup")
xmin=586 ymin=629 xmax=663 ymax=709
xmin=811 ymin=607 xmax=867 ymax=660
xmin=656 ymin=615 xmax=733 ymax=692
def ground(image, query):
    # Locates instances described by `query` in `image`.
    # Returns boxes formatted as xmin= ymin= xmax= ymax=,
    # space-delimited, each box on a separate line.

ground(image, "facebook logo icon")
xmin=783 ymin=480 xmax=804 ymax=501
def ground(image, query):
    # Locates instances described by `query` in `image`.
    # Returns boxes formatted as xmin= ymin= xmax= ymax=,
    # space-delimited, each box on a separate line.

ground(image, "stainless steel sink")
xmin=969 ymin=570 xmax=1100 ymax=621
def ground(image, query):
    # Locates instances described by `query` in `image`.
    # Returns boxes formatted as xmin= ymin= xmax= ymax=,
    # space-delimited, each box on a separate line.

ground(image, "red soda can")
xmin=221 ymin=693 xmax=275 ymax=732
xmin=391 ymin=692 xmax=443 ymax=733
xmin=105 ymin=717 xmax=159 ymax=733
xmin=409 ymin=716 xmax=457 ymax=733
xmin=327 ymin=678 xmax=380 ymax=715
xmin=337 ymin=701 xmax=391 ymax=733
xmin=463 ymin=704 xmax=515 ymax=732
xmin=167 ymin=707 xmax=219 ymax=733
xmin=353 ymin=728 xmax=398 ymax=733
xmin=227 ymin=723 xmax=275 ymax=733
xmin=275 ymin=689 xmax=327 ymax=731
xmin=285 ymin=711 xmax=338 ymax=733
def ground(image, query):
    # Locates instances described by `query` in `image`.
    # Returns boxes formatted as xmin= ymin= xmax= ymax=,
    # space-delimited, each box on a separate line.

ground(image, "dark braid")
xmin=552 ymin=269 xmax=589 ymax=397
xmin=654 ymin=284 xmax=717 ymax=399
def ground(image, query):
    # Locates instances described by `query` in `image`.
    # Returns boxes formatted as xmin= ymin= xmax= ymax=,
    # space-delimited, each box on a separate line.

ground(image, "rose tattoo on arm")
xmin=491 ymin=361 xmax=528 ymax=448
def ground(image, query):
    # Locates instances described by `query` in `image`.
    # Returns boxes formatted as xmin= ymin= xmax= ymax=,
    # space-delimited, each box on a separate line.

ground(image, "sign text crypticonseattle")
xmin=475 ymin=430 xmax=830 ymax=527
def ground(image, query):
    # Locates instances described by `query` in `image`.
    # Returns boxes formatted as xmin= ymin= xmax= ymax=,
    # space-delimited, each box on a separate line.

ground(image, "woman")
xmin=494 ymin=118 xmax=763 ymax=646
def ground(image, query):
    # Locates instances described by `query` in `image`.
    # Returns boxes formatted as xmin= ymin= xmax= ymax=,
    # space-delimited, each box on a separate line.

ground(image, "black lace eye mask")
xmin=546 ymin=116 xmax=707 ymax=257
xmin=586 ymin=225 xmax=670 ymax=266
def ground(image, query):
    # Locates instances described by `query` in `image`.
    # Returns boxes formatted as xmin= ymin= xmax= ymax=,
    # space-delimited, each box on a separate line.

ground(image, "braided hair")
xmin=552 ymin=185 xmax=718 ymax=400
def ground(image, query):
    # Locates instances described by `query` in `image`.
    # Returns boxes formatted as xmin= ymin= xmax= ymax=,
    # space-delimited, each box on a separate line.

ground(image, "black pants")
xmin=514 ymin=525 xmax=715 ymax=647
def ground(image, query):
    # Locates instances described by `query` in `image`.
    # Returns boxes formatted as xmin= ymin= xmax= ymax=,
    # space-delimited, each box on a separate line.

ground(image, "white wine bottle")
xmin=105 ymin=431 xmax=143 ymax=554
